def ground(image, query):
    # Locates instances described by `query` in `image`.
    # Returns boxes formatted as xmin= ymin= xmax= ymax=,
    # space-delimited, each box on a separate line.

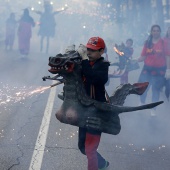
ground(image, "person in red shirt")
xmin=138 ymin=25 xmax=170 ymax=116
xmin=17 ymin=9 xmax=35 ymax=57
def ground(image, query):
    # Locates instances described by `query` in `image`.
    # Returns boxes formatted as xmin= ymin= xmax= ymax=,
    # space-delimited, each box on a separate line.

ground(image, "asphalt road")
xmin=0 ymin=36 xmax=170 ymax=170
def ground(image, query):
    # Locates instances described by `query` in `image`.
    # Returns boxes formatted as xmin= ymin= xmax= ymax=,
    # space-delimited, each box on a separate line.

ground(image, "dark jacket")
xmin=81 ymin=57 xmax=110 ymax=102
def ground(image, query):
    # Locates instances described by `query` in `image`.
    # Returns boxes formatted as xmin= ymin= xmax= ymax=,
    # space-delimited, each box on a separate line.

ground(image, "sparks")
xmin=27 ymin=86 xmax=50 ymax=95
xmin=113 ymin=46 xmax=124 ymax=56
xmin=0 ymin=85 xmax=51 ymax=106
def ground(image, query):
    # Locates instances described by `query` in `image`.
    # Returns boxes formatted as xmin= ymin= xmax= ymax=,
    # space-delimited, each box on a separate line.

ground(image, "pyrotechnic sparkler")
xmin=113 ymin=46 xmax=124 ymax=56
xmin=0 ymin=82 xmax=59 ymax=106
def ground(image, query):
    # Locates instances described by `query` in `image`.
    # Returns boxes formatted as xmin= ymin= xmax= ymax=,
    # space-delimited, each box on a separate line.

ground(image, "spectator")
xmin=5 ymin=13 xmax=17 ymax=51
xmin=120 ymin=38 xmax=134 ymax=84
xmin=138 ymin=25 xmax=170 ymax=116
xmin=35 ymin=2 xmax=66 ymax=54
xmin=18 ymin=8 xmax=35 ymax=57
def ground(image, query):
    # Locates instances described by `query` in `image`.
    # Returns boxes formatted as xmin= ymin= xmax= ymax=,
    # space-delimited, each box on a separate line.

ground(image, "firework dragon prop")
xmin=42 ymin=48 xmax=163 ymax=135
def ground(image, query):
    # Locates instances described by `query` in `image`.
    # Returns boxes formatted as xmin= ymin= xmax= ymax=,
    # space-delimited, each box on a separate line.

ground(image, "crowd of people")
xmin=108 ymin=25 xmax=170 ymax=113
xmin=4 ymin=2 xmax=66 ymax=57
xmin=5 ymin=9 xmax=35 ymax=57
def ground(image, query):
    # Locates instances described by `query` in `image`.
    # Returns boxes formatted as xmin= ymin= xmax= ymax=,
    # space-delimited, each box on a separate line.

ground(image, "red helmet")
xmin=86 ymin=37 xmax=105 ymax=50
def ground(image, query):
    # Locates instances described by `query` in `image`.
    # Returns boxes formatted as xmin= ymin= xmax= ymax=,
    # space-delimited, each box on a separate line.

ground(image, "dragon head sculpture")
xmin=48 ymin=51 xmax=82 ymax=75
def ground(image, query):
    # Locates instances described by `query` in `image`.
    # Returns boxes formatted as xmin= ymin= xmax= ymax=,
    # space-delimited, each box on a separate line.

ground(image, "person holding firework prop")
xmin=109 ymin=40 xmax=139 ymax=81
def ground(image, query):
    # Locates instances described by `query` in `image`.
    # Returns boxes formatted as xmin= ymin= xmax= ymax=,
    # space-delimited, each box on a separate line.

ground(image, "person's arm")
xmin=53 ymin=11 xmax=61 ymax=15
xmin=34 ymin=10 xmax=42 ymax=15
xmin=53 ymin=7 xmax=68 ymax=15
xmin=138 ymin=44 xmax=147 ymax=62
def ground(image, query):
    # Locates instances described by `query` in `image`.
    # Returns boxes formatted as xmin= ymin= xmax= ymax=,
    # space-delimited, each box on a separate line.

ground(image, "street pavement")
xmin=0 ymin=36 xmax=170 ymax=170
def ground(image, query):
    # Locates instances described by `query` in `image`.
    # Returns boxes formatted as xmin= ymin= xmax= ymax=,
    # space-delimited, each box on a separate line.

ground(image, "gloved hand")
xmin=64 ymin=44 xmax=75 ymax=54
xmin=165 ymin=69 xmax=170 ymax=80
xmin=77 ymin=44 xmax=88 ymax=60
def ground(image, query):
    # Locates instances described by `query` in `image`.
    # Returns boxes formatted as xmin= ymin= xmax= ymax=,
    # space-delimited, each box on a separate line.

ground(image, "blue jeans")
xmin=138 ymin=71 xmax=165 ymax=104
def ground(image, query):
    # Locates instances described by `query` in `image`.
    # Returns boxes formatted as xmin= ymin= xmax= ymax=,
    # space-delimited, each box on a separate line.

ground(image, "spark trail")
xmin=0 ymin=84 xmax=51 ymax=106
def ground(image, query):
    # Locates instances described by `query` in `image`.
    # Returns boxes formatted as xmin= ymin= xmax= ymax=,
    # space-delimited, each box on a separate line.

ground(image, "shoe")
xmin=98 ymin=161 xmax=109 ymax=170
xmin=150 ymin=109 xmax=156 ymax=116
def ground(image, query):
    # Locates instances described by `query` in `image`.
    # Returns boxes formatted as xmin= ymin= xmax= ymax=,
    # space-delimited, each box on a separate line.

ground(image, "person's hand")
xmin=77 ymin=44 xmax=88 ymax=60
xmin=64 ymin=44 xmax=75 ymax=54
xmin=165 ymin=69 xmax=170 ymax=80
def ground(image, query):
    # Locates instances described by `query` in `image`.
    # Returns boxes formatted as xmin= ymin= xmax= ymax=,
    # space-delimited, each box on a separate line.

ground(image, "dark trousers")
xmin=78 ymin=127 xmax=106 ymax=170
